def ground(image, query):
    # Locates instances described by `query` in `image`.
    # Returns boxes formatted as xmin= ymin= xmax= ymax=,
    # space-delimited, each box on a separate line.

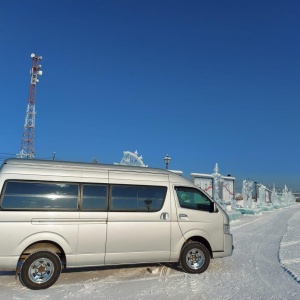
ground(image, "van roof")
xmin=2 ymin=158 xmax=175 ymax=176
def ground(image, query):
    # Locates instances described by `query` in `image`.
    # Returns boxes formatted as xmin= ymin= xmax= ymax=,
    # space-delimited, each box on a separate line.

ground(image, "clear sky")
xmin=0 ymin=0 xmax=299 ymax=192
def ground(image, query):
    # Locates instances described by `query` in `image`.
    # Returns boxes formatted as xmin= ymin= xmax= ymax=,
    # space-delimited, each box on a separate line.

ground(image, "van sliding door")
xmin=105 ymin=174 xmax=171 ymax=264
xmin=77 ymin=181 xmax=108 ymax=267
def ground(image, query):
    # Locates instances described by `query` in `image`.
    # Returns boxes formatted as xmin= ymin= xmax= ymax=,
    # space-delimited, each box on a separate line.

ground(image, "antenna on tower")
xmin=17 ymin=53 xmax=43 ymax=159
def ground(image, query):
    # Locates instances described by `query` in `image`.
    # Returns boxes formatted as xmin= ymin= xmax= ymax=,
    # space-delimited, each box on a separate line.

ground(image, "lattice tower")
xmin=17 ymin=53 xmax=42 ymax=158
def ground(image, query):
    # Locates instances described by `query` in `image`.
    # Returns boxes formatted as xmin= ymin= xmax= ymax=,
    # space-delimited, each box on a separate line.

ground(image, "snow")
xmin=279 ymin=209 xmax=300 ymax=283
xmin=1 ymin=205 xmax=299 ymax=299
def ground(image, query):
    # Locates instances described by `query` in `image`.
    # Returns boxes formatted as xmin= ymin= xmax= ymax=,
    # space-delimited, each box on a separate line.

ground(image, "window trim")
xmin=0 ymin=180 xmax=168 ymax=213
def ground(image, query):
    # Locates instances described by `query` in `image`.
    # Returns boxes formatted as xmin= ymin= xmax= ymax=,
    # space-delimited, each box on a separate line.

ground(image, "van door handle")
xmin=160 ymin=212 xmax=169 ymax=220
xmin=179 ymin=214 xmax=188 ymax=220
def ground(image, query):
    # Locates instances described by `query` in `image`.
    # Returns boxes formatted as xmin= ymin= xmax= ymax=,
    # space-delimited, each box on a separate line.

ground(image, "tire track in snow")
xmin=281 ymin=259 xmax=300 ymax=265
xmin=280 ymin=240 xmax=300 ymax=247
xmin=159 ymin=265 xmax=171 ymax=282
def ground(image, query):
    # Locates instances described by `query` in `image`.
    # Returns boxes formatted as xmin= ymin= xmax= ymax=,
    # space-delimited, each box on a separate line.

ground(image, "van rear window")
xmin=1 ymin=181 xmax=79 ymax=210
xmin=110 ymin=185 xmax=167 ymax=212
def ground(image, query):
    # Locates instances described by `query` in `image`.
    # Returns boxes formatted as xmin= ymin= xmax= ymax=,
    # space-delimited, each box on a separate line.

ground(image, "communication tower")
xmin=17 ymin=53 xmax=43 ymax=158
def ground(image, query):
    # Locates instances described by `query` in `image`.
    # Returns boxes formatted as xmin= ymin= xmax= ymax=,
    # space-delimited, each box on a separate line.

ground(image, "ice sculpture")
xmin=242 ymin=179 xmax=254 ymax=208
xmin=212 ymin=163 xmax=227 ymax=210
xmin=115 ymin=150 xmax=147 ymax=167
xmin=257 ymin=184 xmax=267 ymax=208
xmin=271 ymin=185 xmax=280 ymax=206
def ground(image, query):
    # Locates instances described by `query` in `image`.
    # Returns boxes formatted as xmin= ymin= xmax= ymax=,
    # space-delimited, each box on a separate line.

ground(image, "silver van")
xmin=0 ymin=159 xmax=233 ymax=289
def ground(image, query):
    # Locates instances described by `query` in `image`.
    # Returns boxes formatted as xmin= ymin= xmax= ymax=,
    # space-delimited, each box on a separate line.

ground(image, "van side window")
xmin=1 ymin=181 xmax=78 ymax=210
xmin=176 ymin=187 xmax=214 ymax=212
xmin=110 ymin=185 xmax=167 ymax=212
xmin=82 ymin=184 xmax=107 ymax=210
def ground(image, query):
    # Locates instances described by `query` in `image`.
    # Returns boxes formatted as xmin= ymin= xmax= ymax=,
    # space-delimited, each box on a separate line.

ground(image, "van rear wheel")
xmin=180 ymin=241 xmax=210 ymax=274
xmin=19 ymin=250 xmax=62 ymax=290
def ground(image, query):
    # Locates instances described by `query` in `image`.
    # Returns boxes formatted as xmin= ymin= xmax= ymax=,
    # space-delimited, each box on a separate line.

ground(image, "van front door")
xmin=105 ymin=184 xmax=171 ymax=265
xmin=175 ymin=186 xmax=224 ymax=252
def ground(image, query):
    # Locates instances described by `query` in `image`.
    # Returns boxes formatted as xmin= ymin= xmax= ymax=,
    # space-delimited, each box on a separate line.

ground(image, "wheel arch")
xmin=179 ymin=229 xmax=213 ymax=258
xmin=16 ymin=232 xmax=72 ymax=270
xmin=184 ymin=236 xmax=213 ymax=258
xmin=19 ymin=241 xmax=66 ymax=266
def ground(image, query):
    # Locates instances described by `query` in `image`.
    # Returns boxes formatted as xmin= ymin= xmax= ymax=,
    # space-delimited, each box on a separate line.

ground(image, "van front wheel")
xmin=19 ymin=250 xmax=62 ymax=290
xmin=180 ymin=242 xmax=210 ymax=274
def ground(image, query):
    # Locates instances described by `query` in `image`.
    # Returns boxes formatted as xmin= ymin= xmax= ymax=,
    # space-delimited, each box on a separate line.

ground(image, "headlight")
xmin=224 ymin=224 xmax=230 ymax=234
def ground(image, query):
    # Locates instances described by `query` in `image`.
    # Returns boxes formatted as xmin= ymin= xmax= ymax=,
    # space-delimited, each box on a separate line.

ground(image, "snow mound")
xmin=279 ymin=208 xmax=300 ymax=283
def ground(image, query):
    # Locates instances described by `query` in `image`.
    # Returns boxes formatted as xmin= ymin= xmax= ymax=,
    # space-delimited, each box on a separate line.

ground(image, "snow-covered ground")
xmin=1 ymin=205 xmax=299 ymax=299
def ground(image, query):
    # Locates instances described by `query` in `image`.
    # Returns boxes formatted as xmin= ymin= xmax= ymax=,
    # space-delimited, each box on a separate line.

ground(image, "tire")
xmin=19 ymin=250 xmax=62 ymax=290
xmin=180 ymin=241 xmax=210 ymax=274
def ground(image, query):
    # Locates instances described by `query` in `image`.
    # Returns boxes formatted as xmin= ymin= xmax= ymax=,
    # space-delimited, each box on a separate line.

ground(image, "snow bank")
xmin=279 ymin=208 xmax=300 ymax=283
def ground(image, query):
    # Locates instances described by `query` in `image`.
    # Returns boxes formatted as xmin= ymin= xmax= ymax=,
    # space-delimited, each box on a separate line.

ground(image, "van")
xmin=0 ymin=159 xmax=233 ymax=289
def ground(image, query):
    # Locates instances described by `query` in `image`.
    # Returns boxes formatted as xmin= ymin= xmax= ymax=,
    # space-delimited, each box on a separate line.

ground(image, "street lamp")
xmin=164 ymin=154 xmax=171 ymax=170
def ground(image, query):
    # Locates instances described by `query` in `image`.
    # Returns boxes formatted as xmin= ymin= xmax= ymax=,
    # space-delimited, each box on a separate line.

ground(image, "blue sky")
xmin=0 ymin=0 xmax=299 ymax=192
